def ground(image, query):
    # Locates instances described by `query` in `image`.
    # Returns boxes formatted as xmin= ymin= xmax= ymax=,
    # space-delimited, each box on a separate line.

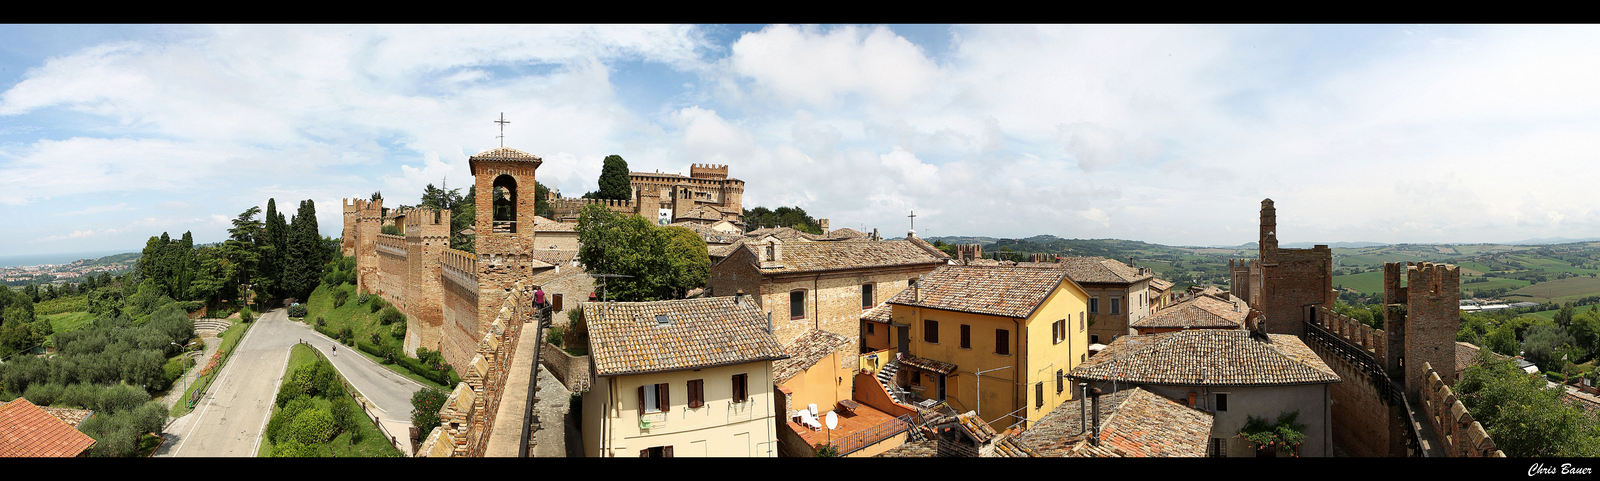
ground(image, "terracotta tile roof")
xmin=828 ymin=227 xmax=868 ymax=239
xmin=772 ymin=329 xmax=855 ymax=383
xmin=1132 ymin=295 xmax=1248 ymax=329
xmin=1066 ymin=388 xmax=1214 ymax=457
xmin=1148 ymin=278 xmax=1174 ymax=292
xmin=933 ymin=411 xmax=1038 ymax=457
xmin=887 ymin=265 xmax=1071 ymax=319
xmin=674 ymin=205 xmax=725 ymax=222
xmin=525 ymin=249 xmax=577 ymax=267
xmin=1456 ymin=341 xmax=1510 ymax=373
xmin=584 ymin=296 xmax=788 ymax=377
xmin=744 ymin=226 xmax=821 ymax=242
xmin=1071 ymin=330 xmax=1341 ymax=387
xmin=900 ymin=354 xmax=958 ymax=376
xmin=1054 ymin=257 xmax=1153 ymax=285
xmin=669 ymin=222 xmax=742 ymax=244
xmin=531 ymin=216 xmax=576 ymax=232
xmin=1017 ymin=388 xmax=1133 ymax=456
xmin=744 ymin=240 xmax=949 ymax=274
xmin=0 ymin=399 xmax=96 ymax=457
xmin=38 ymin=407 xmax=93 ymax=428
xmin=861 ymin=301 xmax=894 ymax=324
xmin=468 ymin=147 xmax=542 ymax=174
xmin=876 ymin=439 xmax=937 ymax=457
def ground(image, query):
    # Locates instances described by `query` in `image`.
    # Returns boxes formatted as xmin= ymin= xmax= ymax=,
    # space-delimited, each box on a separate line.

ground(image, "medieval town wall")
xmin=1420 ymin=362 xmax=1505 ymax=457
xmin=417 ymin=284 xmax=532 ymax=457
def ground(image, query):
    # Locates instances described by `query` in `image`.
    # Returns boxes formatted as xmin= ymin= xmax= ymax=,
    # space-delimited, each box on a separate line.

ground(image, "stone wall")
xmin=376 ymin=234 xmax=407 ymax=310
xmin=1419 ymin=362 xmax=1504 ymax=457
xmin=1313 ymin=306 xmax=1387 ymax=360
xmin=401 ymin=208 xmax=450 ymax=357
xmin=1405 ymin=263 xmax=1461 ymax=398
xmin=1307 ymin=335 xmax=1407 ymax=457
xmin=540 ymin=341 xmax=592 ymax=393
xmin=417 ymin=284 xmax=533 ymax=457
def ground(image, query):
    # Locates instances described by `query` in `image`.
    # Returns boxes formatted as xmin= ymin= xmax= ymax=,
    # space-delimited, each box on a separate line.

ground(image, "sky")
xmin=3 ymin=24 xmax=1600 ymax=258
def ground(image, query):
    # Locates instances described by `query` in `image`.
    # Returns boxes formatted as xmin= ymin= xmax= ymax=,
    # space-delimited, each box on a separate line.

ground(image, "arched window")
xmin=492 ymin=174 xmax=518 ymax=233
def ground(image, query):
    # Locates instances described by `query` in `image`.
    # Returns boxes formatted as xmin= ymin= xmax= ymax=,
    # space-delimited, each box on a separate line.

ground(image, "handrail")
xmin=1303 ymin=317 xmax=1426 ymax=457
xmin=830 ymin=412 xmax=915 ymax=456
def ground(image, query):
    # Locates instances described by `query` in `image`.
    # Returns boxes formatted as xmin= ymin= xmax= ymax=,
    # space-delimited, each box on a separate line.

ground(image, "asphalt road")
xmin=158 ymin=308 xmax=425 ymax=457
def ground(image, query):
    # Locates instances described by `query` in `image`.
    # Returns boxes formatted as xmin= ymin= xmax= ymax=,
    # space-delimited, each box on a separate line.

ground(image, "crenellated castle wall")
xmin=1420 ymin=362 xmax=1504 ymax=457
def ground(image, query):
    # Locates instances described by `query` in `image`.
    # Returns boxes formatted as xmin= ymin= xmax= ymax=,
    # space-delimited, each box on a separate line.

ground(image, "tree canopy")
xmin=1456 ymin=350 xmax=1600 ymax=456
xmin=589 ymin=154 xmax=632 ymax=201
xmin=743 ymin=206 xmax=823 ymax=234
xmin=575 ymin=204 xmax=708 ymax=301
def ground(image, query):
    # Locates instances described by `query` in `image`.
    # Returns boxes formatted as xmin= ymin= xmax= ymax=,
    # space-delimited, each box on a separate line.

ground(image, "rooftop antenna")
xmin=494 ymin=112 xmax=510 ymax=148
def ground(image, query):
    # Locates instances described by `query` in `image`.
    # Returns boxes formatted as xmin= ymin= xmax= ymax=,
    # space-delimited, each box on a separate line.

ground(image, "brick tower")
xmin=402 ymin=206 xmax=452 ymax=357
xmin=1235 ymin=198 xmax=1336 ymax=336
xmin=1383 ymin=262 xmax=1461 ymax=398
xmin=466 ymin=147 xmax=543 ymax=365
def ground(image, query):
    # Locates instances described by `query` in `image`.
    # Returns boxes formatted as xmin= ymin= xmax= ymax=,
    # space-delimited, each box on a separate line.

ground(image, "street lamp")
xmin=170 ymin=341 xmax=190 ymax=408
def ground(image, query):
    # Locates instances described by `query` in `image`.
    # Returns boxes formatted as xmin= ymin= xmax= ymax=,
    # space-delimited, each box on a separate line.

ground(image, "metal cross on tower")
xmin=908 ymin=210 xmax=917 ymax=231
xmin=494 ymin=112 xmax=510 ymax=148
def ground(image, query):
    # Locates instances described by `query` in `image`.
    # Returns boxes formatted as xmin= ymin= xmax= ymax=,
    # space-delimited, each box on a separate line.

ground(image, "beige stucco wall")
xmin=897 ymin=280 xmax=1090 ymax=430
xmin=776 ymin=351 xmax=853 ymax=418
xmin=1120 ymin=382 xmax=1334 ymax=457
xmin=1083 ymin=279 xmax=1151 ymax=345
xmin=583 ymin=360 xmax=779 ymax=457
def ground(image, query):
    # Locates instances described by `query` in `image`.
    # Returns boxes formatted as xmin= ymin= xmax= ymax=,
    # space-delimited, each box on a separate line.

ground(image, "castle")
xmin=1231 ymin=198 xmax=1501 ymax=457
xmin=547 ymin=163 xmax=745 ymax=227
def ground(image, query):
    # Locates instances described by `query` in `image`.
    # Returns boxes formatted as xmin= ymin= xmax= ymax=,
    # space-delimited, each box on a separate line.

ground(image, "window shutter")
xmin=640 ymin=448 xmax=649 ymax=457
xmin=659 ymin=383 xmax=670 ymax=412
xmin=552 ymin=293 xmax=563 ymax=312
xmin=637 ymin=385 xmax=645 ymax=414
xmin=664 ymin=445 xmax=674 ymax=457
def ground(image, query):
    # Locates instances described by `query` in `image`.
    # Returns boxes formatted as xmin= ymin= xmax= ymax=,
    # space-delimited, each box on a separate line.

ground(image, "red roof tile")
xmin=0 ymin=399 xmax=96 ymax=457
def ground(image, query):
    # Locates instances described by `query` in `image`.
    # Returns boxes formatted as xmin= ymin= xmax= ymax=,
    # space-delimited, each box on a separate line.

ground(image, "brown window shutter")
xmin=637 ymin=385 xmax=645 ymax=414
xmin=640 ymin=448 xmax=649 ymax=457
xmin=552 ymin=293 xmax=563 ymax=312
xmin=691 ymin=380 xmax=704 ymax=408
xmin=659 ymin=383 xmax=670 ymax=412
xmin=664 ymin=446 xmax=674 ymax=457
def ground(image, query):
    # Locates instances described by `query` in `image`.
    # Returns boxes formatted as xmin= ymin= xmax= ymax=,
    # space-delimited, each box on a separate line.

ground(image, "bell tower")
xmin=470 ymin=147 xmax=542 ymax=252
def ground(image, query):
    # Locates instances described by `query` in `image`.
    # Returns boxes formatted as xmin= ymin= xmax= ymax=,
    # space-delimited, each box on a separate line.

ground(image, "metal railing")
xmin=829 ymin=412 xmax=915 ymax=456
xmin=1303 ymin=317 xmax=1425 ymax=457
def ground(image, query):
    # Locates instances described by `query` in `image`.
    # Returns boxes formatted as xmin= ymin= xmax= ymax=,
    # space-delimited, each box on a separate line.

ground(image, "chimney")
xmin=1128 ymin=256 xmax=1135 ymax=267
xmin=766 ymin=311 xmax=773 ymax=333
xmin=1089 ymin=387 xmax=1103 ymax=446
xmin=735 ymin=289 xmax=747 ymax=307
xmin=819 ymin=218 xmax=830 ymax=236
xmin=1078 ymin=383 xmax=1089 ymax=435
xmin=912 ymin=283 xmax=920 ymax=303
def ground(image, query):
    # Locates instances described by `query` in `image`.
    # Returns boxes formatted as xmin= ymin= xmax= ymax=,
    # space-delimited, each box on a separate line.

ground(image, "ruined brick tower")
xmin=1384 ymin=262 xmax=1461 ymax=398
xmin=351 ymin=198 xmax=384 ymax=294
xmin=1232 ymin=198 xmax=1336 ymax=336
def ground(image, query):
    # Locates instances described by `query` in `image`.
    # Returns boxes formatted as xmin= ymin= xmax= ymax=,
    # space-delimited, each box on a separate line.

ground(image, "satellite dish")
xmin=824 ymin=411 xmax=838 ymax=430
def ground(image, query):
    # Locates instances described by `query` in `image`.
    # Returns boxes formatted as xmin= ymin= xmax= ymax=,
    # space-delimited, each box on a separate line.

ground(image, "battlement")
xmin=689 ymin=163 xmax=729 ymax=179
xmin=442 ymin=248 xmax=477 ymax=275
xmin=954 ymin=244 xmax=983 ymax=263
xmin=552 ymin=197 xmax=636 ymax=209
xmin=1420 ymin=362 xmax=1505 ymax=457
xmin=1407 ymin=262 xmax=1461 ymax=298
xmin=377 ymin=233 xmax=407 ymax=254
xmin=1313 ymin=306 xmax=1387 ymax=360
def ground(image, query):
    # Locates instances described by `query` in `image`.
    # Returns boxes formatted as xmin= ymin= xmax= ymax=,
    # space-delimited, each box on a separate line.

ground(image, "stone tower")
xmin=402 ymin=206 xmax=451 ymax=357
xmin=468 ymin=147 xmax=544 ymax=360
xmin=1235 ymin=198 xmax=1335 ymax=336
xmin=1384 ymin=262 xmax=1461 ymax=398
xmin=352 ymin=197 xmax=384 ymax=294
xmin=1260 ymin=198 xmax=1278 ymax=260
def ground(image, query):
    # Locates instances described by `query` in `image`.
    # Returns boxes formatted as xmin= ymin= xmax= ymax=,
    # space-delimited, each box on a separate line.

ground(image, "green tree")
xmin=594 ymin=154 xmax=632 ymax=201
xmin=261 ymin=198 xmax=289 ymax=301
xmin=1557 ymin=303 xmax=1577 ymax=327
xmin=1570 ymin=310 xmax=1600 ymax=360
xmin=575 ymin=204 xmax=707 ymax=301
xmin=1487 ymin=322 xmax=1519 ymax=356
xmin=1456 ymin=350 xmax=1600 ymax=456
xmin=224 ymin=206 xmax=264 ymax=306
xmin=1523 ymin=324 xmax=1581 ymax=373
xmin=451 ymin=185 xmax=476 ymax=253
xmin=283 ymin=200 xmax=325 ymax=301
xmin=742 ymin=205 xmax=822 ymax=234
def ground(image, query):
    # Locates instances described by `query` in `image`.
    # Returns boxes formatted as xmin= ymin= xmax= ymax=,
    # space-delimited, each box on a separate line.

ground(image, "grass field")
xmin=304 ymin=283 xmax=449 ymax=391
xmin=43 ymin=311 xmax=94 ymax=335
xmin=1333 ymin=271 xmax=1385 ymax=295
xmin=257 ymin=343 xmax=404 ymax=457
xmin=33 ymin=294 xmax=87 ymax=316
xmin=171 ymin=319 xmax=248 ymax=418
xmin=1504 ymin=276 xmax=1600 ymax=304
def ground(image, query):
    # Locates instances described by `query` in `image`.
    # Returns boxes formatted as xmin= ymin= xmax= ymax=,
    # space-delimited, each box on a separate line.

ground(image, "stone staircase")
xmin=876 ymin=358 xmax=905 ymax=404
xmin=193 ymin=318 xmax=233 ymax=335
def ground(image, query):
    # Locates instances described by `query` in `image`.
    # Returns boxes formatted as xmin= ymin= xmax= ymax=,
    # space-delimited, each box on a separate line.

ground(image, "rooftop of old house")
xmin=1072 ymin=329 xmax=1341 ymax=387
xmin=1051 ymin=256 xmax=1154 ymax=285
xmin=785 ymin=401 xmax=910 ymax=456
xmin=1064 ymin=388 xmax=1213 ymax=457
xmin=1131 ymin=294 xmax=1249 ymax=329
xmin=772 ymin=329 xmax=855 ymax=383
xmin=1148 ymin=278 xmax=1174 ymax=292
xmin=0 ymin=398 xmax=96 ymax=457
xmin=861 ymin=301 xmax=894 ymax=324
xmin=729 ymin=237 xmax=949 ymax=275
xmin=584 ymin=296 xmax=788 ymax=377
xmin=886 ymin=264 xmax=1074 ymax=319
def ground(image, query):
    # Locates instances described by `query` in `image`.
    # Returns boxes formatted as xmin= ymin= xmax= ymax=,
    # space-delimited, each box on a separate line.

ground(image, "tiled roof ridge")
xmin=1074 ymin=330 xmax=1339 ymax=386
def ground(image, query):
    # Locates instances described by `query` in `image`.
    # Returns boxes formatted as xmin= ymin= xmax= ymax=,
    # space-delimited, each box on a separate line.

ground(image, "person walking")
xmin=534 ymin=285 xmax=547 ymax=309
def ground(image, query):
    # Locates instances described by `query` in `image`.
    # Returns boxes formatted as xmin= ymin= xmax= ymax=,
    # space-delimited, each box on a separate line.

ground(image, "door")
xmin=897 ymin=326 xmax=910 ymax=355
xmin=937 ymin=374 xmax=947 ymax=401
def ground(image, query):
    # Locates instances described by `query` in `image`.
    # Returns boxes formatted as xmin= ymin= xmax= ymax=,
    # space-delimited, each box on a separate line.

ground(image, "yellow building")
xmin=580 ymin=295 xmax=789 ymax=457
xmin=880 ymin=265 xmax=1091 ymax=431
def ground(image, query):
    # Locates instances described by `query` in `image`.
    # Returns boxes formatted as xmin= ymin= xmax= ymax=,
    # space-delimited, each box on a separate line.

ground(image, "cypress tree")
xmin=283 ymin=199 xmax=323 ymax=300
xmin=596 ymin=155 xmax=631 ymax=200
xmin=262 ymin=198 xmax=289 ymax=300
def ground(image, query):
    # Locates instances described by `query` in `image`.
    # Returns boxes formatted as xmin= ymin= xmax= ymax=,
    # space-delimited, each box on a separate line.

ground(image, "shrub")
xmin=369 ymin=297 xmax=387 ymax=313
xmin=546 ymin=325 xmax=565 ymax=347
xmin=240 ymin=307 xmax=254 ymax=323
xmin=392 ymin=321 xmax=405 ymax=340
xmin=370 ymin=332 xmax=382 ymax=346
xmin=57 ymin=383 xmax=100 ymax=409
xmin=316 ymin=316 xmax=326 ymax=327
xmin=411 ymin=387 xmax=448 ymax=433
xmin=22 ymin=382 xmax=64 ymax=406
xmin=332 ymin=289 xmax=350 ymax=308
xmin=377 ymin=306 xmax=404 ymax=326
xmin=269 ymin=396 xmax=316 ymax=443
xmin=356 ymin=293 xmax=371 ymax=305
xmin=287 ymin=304 xmax=308 ymax=318
xmin=563 ymin=307 xmax=588 ymax=351
xmin=289 ymin=407 xmax=338 ymax=444
xmin=330 ymin=396 xmax=358 ymax=434
xmin=97 ymin=383 xmax=150 ymax=414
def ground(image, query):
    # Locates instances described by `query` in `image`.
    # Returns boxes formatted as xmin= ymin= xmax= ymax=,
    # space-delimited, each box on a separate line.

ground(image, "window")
xmin=687 ymin=379 xmax=704 ymax=409
xmin=639 ymin=383 xmax=669 ymax=413
xmin=731 ymin=374 xmax=749 ymax=403
xmin=995 ymin=329 xmax=1010 ymax=355
xmin=865 ymin=322 xmax=875 ymax=335
xmin=1209 ymin=438 xmax=1225 ymax=458
xmin=908 ymin=278 xmax=918 ymax=288
xmin=1089 ymin=297 xmax=1099 ymax=313
xmin=641 ymin=446 xmax=674 ymax=457
xmin=924 ymin=320 xmax=939 ymax=343
xmin=790 ymin=290 xmax=805 ymax=319
xmin=1079 ymin=312 xmax=1085 ymax=331
xmin=1214 ymin=393 xmax=1228 ymax=412
xmin=1056 ymin=369 xmax=1064 ymax=393
xmin=960 ymin=324 xmax=970 ymax=348
xmin=1080 ymin=353 xmax=1085 ymax=363
xmin=1035 ymin=382 xmax=1044 ymax=409
xmin=1091 ymin=334 xmax=1100 ymax=344
xmin=1110 ymin=297 xmax=1121 ymax=315
xmin=1052 ymin=319 xmax=1066 ymax=344
xmin=765 ymin=245 xmax=775 ymax=261
xmin=912 ymin=370 xmax=921 ymax=384
xmin=862 ymin=283 xmax=874 ymax=308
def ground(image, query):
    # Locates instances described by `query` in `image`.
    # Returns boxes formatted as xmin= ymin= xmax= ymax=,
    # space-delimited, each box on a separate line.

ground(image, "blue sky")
xmin=4 ymin=24 xmax=1600 ymax=258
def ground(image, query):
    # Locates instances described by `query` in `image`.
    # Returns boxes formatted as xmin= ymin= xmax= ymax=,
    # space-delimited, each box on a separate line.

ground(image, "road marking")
xmin=250 ymin=334 xmax=294 ymax=457
xmin=169 ymin=310 xmax=271 ymax=456
xmin=299 ymin=323 xmax=427 ymax=391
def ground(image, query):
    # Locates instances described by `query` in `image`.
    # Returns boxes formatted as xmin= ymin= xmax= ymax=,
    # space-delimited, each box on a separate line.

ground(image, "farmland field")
xmin=1504 ymin=276 xmax=1600 ymax=304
